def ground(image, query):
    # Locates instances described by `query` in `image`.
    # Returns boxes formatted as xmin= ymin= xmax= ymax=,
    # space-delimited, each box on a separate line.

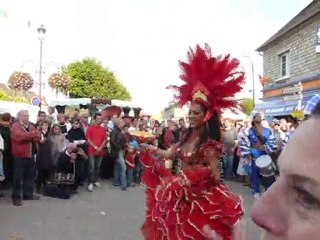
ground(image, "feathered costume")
xmin=141 ymin=44 xmax=245 ymax=240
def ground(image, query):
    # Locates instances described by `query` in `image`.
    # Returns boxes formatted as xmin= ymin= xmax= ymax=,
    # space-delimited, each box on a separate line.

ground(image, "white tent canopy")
xmin=111 ymin=99 xmax=140 ymax=108
xmin=49 ymin=98 xmax=91 ymax=106
xmin=222 ymin=109 xmax=247 ymax=120
xmin=0 ymin=100 xmax=39 ymax=123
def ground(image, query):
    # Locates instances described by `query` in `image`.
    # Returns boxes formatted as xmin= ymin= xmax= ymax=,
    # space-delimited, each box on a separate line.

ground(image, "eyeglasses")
xmin=74 ymin=122 xmax=80 ymax=125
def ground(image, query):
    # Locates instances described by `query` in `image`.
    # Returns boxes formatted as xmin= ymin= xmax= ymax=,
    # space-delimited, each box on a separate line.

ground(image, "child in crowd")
xmin=50 ymin=124 xmax=65 ymax=166
xmin=125 ymin=143 xmax=137 ymax=187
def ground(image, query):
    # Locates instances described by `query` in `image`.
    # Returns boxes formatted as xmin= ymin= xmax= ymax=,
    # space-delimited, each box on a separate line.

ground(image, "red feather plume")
xmin=168 ymin=44 xmax=245 ymax=115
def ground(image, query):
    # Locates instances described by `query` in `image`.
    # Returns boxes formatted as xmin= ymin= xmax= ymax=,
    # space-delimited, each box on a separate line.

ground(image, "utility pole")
xmin=37 ymin=25 xmax=46 ymax=109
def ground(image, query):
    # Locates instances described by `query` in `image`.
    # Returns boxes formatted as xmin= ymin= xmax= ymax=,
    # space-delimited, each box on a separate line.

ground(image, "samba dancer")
xmin=141 ymin=44 xmax=244 ymax=240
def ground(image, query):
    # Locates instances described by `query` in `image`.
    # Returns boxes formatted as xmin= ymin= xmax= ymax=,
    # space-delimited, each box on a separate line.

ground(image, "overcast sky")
xmin=0 ymin=0 xmax=313 ymax=113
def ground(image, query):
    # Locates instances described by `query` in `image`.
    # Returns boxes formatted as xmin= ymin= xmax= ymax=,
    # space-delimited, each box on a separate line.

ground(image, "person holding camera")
xmin=66 ymin=118 xmax=87 ymax=186
xmin=45 ymin=144 xmax=88 ymax=199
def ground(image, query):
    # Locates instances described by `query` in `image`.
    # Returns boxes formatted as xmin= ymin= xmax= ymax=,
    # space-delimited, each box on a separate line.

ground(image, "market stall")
xmin=222 ymin=109 xmax=247 ymax=121
xmin=0 ymin=100 xmax=39 ymax=123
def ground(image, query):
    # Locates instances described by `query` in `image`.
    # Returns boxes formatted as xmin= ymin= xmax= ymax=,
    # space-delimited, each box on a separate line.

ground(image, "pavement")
xmin=0 ymin=180 xmax=263 ymax=240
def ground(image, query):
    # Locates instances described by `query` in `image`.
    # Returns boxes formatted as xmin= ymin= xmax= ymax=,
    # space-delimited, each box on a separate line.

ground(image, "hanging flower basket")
xmin=48 ymin=73 xmax=71 ymax=91
xmin=8 ymin=71 xmax=34 ymax=91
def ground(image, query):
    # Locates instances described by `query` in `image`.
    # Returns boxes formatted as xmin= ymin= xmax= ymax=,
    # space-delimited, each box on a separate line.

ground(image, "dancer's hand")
xmin=202 ymin=219 xmax=247 ymax=240
xmin=140 ymin=144 xmax=157 ymax=154
xmin=232 ymin=219 xmax=247 ymax=240
xmin=202 ymin=225 xmax=223 ymax=240
xmin=70 ymin=153 xmax=77 ymax=163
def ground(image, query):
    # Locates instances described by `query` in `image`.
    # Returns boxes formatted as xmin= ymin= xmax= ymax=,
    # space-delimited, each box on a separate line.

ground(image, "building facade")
xmin=255 ymin=0 xmax=320 ymax=118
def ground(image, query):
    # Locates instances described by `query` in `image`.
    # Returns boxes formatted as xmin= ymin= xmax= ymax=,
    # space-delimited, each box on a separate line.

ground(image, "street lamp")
xmin=20 ymin=60 xmax=37 ymax=70
xmin=37 ymin=24 xmax=46 ymax=109
xmin=241 ymin=55 xmax=256 ymax=107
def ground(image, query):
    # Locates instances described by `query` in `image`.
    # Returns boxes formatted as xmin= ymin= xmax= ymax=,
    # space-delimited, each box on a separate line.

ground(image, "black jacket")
xmin=66 ymin=128 xmax=87 ymax=152
xmin=110 ymin=126 xmax=126 ymax=157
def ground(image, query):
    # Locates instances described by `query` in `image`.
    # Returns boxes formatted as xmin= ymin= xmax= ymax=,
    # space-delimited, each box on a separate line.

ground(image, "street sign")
xmin=282 ymin=94 xmax=302 ymax=101
xmin=291 ymin=110 xmax=304 ymax=119
xmin=282 ymin=85 xmax=302 ymax=95
xmin=31 ymin=97 xmax=40 ymax=106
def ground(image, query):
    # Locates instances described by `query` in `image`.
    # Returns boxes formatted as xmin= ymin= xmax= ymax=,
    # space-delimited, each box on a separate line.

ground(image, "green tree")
xmin=0 ymin=90 xmax=28 ymax=103
xmin=65 ymin=58 xmax=131 ymax=100
xmin=241 ymin=98 xmax=254 ymax=115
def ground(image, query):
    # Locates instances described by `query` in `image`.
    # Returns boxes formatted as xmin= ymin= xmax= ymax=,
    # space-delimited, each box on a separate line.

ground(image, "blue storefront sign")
xmin=253 ymin=94 xmax=320 ymax=117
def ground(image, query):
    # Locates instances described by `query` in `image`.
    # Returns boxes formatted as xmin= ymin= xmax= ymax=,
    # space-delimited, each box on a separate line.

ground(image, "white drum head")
xmin=256 ymin=155 xmax=272 ymax=168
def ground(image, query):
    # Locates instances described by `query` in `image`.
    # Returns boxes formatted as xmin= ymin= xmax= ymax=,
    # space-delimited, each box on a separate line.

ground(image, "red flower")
xmin=8 ymin=71 xmax=34 ymax=91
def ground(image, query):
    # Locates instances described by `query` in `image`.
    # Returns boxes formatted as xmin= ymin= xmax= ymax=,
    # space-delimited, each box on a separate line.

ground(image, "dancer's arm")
xmin=206 ymin=148 xmax=221 ymax=181
xmin=145 ymin=144 xmax=176 ymax=159
xmin=155 ymin=146 xmax=176 ymax=159
xmin=200 ymin=140 xmax=224 ymax=181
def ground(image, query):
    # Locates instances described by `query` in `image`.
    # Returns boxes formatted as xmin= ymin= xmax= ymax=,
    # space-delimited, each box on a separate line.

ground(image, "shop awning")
xmin=304 ymin=94 xmax=320 ymax=114
xmin=254 ymin=95 xmax=319 ymax=117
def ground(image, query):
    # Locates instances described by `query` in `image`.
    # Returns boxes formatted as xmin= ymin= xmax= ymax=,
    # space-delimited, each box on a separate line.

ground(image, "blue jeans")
xmin=88 ymin=156 xmax=103 ymax=184
xmin=113 ymin=150 xmax=127 ymax=190
xmin=223 ymin=154 xmax=234 ymax=178
xmin=251 ymin=160 xmax=275 ymax=194
xmin=126 ymin=169 xmax=134 ymax=187
xmin=12 ymin=157 xmax=36 ymax=200
xmin=134 ymin=156 xmax=142 ymax=184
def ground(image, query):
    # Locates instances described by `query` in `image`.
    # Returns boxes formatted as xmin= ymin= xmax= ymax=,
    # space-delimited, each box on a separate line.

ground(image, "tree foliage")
xmin=0 ymin=90 xmax=28 ymax=103
xmin=65 ymin=58 xmax=131 ymax=100
xmin=241 ymin=98 xmax=254 ymax=116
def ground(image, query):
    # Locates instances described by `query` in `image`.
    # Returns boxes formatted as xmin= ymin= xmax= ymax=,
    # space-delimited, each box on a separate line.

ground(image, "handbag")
xmin=53 ymin=162 xmax=75 ymax=185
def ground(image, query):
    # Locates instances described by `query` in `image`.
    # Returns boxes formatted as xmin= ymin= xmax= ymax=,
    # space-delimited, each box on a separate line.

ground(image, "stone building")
xmin=255 ymin=0 xmax=320 ymax=118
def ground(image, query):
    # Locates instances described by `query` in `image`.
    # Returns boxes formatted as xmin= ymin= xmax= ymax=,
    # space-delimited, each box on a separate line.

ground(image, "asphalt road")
xmin=0 ymin=181 xmax=263 ymax=240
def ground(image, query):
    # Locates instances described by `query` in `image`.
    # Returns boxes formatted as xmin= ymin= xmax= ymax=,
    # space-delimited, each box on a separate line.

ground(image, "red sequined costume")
xmin=141 ymin=140 xmax=243 ymax=240
xmin=141 ymin=45 xmax=245 ymax=240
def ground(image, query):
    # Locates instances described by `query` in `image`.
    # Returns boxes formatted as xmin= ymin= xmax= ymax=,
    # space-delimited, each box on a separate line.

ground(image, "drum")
xmin=255 ymin=155 xmax=277 ymax=177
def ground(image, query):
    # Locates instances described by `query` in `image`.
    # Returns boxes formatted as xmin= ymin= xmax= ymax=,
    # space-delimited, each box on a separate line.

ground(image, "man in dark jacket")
xmin=110 ymin=118 xmax=127 ymax=191
xmin=11 ymin=110 xmax=41 ymax=206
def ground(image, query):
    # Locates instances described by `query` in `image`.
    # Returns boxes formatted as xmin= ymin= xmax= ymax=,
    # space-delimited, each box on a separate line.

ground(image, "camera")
xmin=72 ymin=148 xmax=81 ymax=154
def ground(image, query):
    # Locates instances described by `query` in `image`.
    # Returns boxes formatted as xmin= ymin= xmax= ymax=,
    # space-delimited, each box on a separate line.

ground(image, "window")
xmin=279 ymin=52 xmax=290 ymax=78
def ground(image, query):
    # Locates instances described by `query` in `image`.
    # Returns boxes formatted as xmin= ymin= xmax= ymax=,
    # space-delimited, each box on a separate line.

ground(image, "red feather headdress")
xmin=168 ymin=44 xmax=245 ymax=121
